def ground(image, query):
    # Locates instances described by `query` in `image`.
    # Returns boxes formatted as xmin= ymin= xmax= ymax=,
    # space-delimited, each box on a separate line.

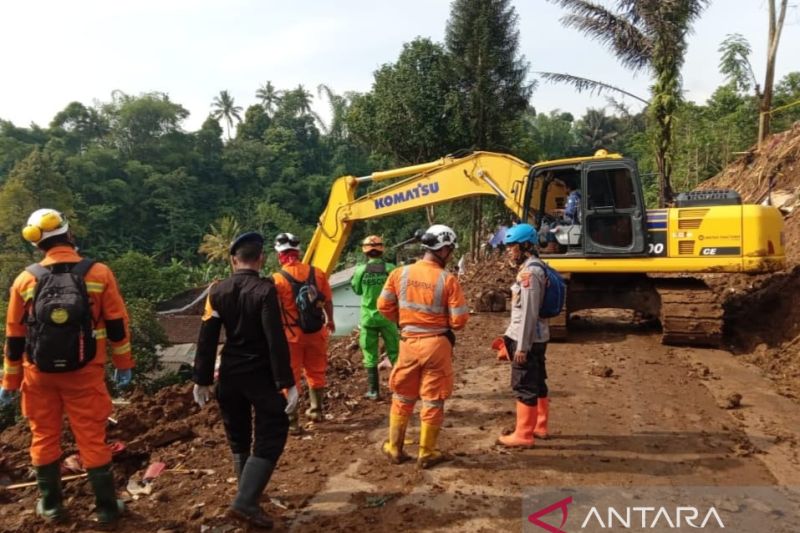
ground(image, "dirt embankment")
xmin=697 ymin=122 xmax=800 ymax=399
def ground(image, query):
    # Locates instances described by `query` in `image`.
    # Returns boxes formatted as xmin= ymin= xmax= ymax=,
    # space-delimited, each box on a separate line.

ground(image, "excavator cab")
xmin=525 ymin=155 xmax=648 ymax=258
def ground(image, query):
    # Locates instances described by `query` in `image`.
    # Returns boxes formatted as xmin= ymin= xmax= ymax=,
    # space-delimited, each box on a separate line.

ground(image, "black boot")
xmin=87 ymin=464 xmax=124 ymax=528
xmin=35 ymin=461 xmax=65 ymax=522
xmin=228 ymin=456 xmax=275 ymax=529
xmin=232 ymin=453 xmax=249 ymax=480
xmin=364 ymin=367 xmax=380 ymax=400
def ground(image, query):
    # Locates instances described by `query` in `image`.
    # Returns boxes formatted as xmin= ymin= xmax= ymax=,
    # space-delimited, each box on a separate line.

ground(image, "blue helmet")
xmin=503 ymin=223 xmax=538 ymax=245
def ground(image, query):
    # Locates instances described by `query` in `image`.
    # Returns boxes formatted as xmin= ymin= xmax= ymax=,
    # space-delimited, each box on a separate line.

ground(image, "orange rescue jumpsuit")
xmin=2 ymin=246 xmax=134 ymax=468
xmin=377 ymin=259 xmax=469 ymax=425
xmin=273 ymin=262 xmax=332 ymax=392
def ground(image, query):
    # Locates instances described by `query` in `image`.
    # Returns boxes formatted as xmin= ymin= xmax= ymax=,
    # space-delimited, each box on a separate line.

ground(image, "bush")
xmin=108 ymin=251 xmax=171 ymax=301
xmin=106 ymin=297 xmax=170 ymax=394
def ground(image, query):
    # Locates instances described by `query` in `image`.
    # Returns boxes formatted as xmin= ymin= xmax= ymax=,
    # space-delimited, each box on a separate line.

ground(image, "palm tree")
xmin=198 ymin=216 xmax=241 ymax=263
xmin=578 ymin=109 xmax=619 ymax=151
xmin=316 ymin=84 xmax=351 ymax=141
xmin=210 ymin=90 xmax=243 ymax=140
xmin=255 ymin=81 xmax=282 ymax=117
xmin=541 ymin=0 xmax=710 ymax=206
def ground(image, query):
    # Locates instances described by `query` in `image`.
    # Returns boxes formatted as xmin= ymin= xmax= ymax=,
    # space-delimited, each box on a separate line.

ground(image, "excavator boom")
xmin=304 ymin=151 xmax=538 ymax=276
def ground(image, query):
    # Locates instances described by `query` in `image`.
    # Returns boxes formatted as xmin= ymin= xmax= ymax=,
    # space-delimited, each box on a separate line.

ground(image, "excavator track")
xmin=655 ymin=277 xmax=723 ymax=347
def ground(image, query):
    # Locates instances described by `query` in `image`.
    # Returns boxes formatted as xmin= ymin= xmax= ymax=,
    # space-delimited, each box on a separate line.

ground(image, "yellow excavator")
xmin=303 ymin=150 xmax=785 ymax=346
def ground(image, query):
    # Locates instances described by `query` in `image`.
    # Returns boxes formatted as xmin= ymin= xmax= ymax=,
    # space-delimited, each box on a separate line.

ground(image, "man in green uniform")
xmin=351 ymin=235 xmax=400 ymax=400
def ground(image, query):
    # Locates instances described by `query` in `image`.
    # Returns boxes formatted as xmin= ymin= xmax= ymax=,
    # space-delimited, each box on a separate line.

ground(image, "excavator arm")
xmin=303 ymin=151 xmax=539 ymax=276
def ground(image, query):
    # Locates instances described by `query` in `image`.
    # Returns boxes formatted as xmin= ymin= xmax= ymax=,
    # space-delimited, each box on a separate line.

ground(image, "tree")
xmin=719 ymin=34 xmax=757 ymax=93
xmin=576 ymin=109 xmax=620 ymax=151
xmin=719 ymin=0 xmax=790 ymax=145
xmin=236 ymin=105 xmax=271 ymax=141
xmin=50 ymin=101 xmax=109 ymax=152
xmin=103 ymin=92 xmax=190 ymax=162
xmin=445 ymin=0 xmax=534 ymax=150
xmin=255 ymin=81 xmax=282 ymax=116
xmin=199 ymin=215 xmax=241 ymax=263
xmin=515 ymin=110 xmax=577 ymax=161
xmin=347 ymin=38 xmax=465 ymax=164
xmin=446 ymin=0 xmax=535 ymax=256
xmin=211 ymin=90 xmax=243 ymax=140
xmin=545 ymin=0 xmax=710 ymax=206
xmin=0 ymin=148 xmax=75 ymax=250
xmin=317 ymin=84 xmax=351 ymax=142
xmin=759 ymin=0 xmax=789 ymax=144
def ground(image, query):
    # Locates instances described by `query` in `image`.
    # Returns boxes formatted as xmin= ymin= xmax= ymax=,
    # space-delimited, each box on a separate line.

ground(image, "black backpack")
xmin=25 ymin=259 xmax=97 ymax=373
xmin=279 ymin=267 xmax=326 ymax=334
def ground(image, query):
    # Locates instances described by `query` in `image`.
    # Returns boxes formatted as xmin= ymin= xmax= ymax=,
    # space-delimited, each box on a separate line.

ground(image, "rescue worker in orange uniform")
xmin=272 ymin=233 xmax=334 ymax=432
xmin=377 ymin=224 xmax=469 ymax=468
xmin=496 ymin=224 xmax=551 ymax=448
xmin=0 ymin=209 xmax=132 ymax=526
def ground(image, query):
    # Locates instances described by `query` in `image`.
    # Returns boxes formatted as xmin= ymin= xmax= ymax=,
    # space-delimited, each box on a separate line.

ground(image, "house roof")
xmin=329 ymin=265 xmax=357 ymax=289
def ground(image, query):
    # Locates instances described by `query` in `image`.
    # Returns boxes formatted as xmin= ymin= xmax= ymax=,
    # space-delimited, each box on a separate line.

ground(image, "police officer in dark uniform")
xmin=192 ymin=232 xmax=298 ymax=529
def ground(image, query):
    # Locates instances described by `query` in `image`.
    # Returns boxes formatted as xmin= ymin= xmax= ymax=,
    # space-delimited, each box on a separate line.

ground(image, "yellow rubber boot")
xmin=534 ymin=397 xmax=549 ymax=439
xmin=417 ymin=422 xmax=450 ymax=469
xmin=382 ymin=413 xmax=411 ymax=464
xmin=497 ymin=401 xmax=537 ymax=448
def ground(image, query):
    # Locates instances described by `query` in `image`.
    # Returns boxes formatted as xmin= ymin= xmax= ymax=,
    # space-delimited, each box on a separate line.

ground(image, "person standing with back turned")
xmin=0 ymin=208 xmax=133 ymax=527
xmin=351 ymin=235 xmax=399 ymax=400
xmin=377 ymin=224 xmax=469 ymax=469
xmin=272 ymin=232 xmax=334 ymax=433
xmin=193 ymin=231 xmax=297 ymax=529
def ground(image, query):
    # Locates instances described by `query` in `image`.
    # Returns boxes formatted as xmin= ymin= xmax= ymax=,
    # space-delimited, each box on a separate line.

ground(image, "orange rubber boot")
xmin=497 ymin=401 xmax=537 ymax=448
xmin=534 ymin=397 xmax=549 ymax=439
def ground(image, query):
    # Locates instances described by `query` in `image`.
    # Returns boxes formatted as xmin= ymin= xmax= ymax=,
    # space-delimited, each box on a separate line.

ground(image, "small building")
xmin=329 ymin=265 xmax=360 ymax=337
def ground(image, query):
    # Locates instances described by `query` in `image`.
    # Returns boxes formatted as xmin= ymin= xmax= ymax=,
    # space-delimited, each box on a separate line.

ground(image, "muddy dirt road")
xmin=2 ymin=313 xmax=799 ymax=532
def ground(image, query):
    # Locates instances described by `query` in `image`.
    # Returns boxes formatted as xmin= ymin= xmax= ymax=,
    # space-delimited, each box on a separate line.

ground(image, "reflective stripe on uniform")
xmin=379 ymin=290 xmax=397 ymax=302
xmin=422 ymin=399 xmax=444 ymax=409
xmin=85 ymin=282 xmax=105 ymax=293
xmin=449 ymin=305 xmax=469 ymax=316
xmin=402 ymin=325 xmax=449 ymax=335
xmin=393 ymin=392 xmax=418 ymax=404
xmin=398 ymin=267 xmax=448 ymax=315
xmin=93 ymin=328 xmax=107 ymax=339
xmin=433 ymin=270 xmax=446 ymax=310
xmin=111 ymin=342 xmax=131 ymax=355
xmin=21 ymin=287 xmax=35 ymax=302
xmin=3 ymin=362 xmax=20 ymax=375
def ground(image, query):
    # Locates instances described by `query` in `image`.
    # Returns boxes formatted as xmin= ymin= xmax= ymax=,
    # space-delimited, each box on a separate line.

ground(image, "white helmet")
xmin=274 ymin=232 xmax=301 ymax=252
xmin=22 ymin=208 xmax=69 ymax=246
xmin=421 ymin=224 xmax=457 ymax=251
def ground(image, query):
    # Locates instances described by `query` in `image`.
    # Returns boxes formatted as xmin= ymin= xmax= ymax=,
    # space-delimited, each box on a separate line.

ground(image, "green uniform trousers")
xmin=359 ymin=323 xmax=400 ymax=368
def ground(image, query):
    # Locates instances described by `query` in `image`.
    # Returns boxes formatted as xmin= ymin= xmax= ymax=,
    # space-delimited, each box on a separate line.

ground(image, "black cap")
xmin=229 ymin=231 xmax=265 ymax=255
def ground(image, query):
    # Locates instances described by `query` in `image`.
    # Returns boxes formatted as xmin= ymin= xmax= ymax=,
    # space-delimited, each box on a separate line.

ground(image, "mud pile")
xmin=0 ymin=328 xmax=381 ymax=532
xmin=699 ymin=121 xmax=800 ymax=266
xmin=698 ymin=122 xmax=800 ymax=399
xmin=459 ymin=254 xmax=516 ymax=312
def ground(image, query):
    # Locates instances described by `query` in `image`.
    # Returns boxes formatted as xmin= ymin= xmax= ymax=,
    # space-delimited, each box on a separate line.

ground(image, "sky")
xmin=0 ymin=0 xmax=798 ymax=132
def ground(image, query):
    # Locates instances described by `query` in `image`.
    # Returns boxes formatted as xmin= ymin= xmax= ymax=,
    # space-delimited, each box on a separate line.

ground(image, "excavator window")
xmin=585 ymin=167 xmax=636 ymax=248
